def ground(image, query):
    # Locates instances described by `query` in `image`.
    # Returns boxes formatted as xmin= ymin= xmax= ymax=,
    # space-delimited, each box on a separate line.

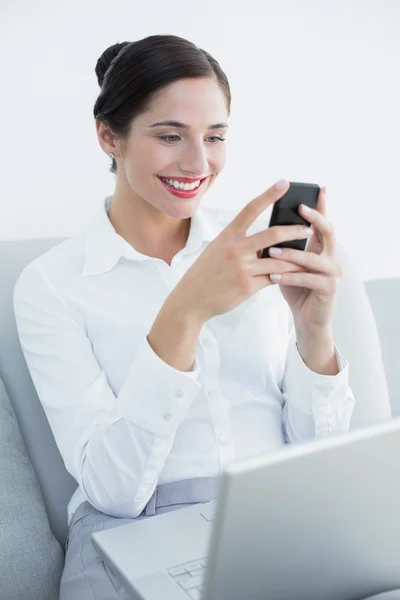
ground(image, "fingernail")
xmin=304 ymin=227 xmax=313 ymax=235
xmin=270 ymin=274 xmax=282 ymax=282
xmin=301 ymin=203 xmax=311 ymax=213
xmin=269 ymin=247 xmax=282 ymax=255
xmin=275 ymin=179 xmax=288 ymax=190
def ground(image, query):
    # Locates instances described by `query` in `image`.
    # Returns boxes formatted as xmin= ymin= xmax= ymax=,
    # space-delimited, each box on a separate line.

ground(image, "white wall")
xmin=1 ymin=0 xmax=399 ymax=280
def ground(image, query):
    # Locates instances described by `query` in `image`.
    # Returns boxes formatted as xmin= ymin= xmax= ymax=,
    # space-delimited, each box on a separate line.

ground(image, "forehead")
xmin=143 ymin=77 xmax=229 ymax=122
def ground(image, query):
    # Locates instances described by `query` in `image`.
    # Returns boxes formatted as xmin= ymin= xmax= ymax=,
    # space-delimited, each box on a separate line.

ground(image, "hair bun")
xmin=95 ymin=41 xmax=131 ymax=87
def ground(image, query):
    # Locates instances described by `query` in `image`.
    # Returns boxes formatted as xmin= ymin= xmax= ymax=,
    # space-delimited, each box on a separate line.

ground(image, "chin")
xmin=164 ymin=200 xmax=201 ymax=219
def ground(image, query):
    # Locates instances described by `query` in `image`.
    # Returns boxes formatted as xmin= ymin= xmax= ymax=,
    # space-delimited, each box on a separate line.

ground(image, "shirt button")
xmin=219 ymin=436 xmax=228 ymax=446
xmin=328 ymin=413 xmax=336 ymax=427
xmin=174 ymin=388 xmax=184 ymax=398
xmin=163 ymin=413 xmax=173 ymax=421
xmin=202 ymin=337 xmax=213 ymax=347
xmin=207 ymin=390 xmax=216 ymax=396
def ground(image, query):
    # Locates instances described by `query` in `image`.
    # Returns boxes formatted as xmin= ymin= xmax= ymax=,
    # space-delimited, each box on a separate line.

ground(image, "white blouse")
xmin=13 ymin=196 xmax=355 ymax=524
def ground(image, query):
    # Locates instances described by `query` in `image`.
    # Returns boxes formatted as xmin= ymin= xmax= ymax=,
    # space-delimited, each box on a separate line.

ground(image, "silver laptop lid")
xmin=203 ymin=417 xmax=400 ymax=600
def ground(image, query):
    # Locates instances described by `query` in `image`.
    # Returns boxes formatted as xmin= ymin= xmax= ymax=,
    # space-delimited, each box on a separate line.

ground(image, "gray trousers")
xmin=59 ymin=477 xmax=220 ymax=600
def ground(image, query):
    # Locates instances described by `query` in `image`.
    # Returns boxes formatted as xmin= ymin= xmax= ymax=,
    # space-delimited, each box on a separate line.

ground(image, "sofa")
xmin=0 ymin=237 xmax=397 ymax=600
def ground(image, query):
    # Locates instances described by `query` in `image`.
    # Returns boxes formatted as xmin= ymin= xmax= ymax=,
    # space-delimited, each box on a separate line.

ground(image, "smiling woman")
xmin=93 ymin=35 xmax=231 ymax=259
xmin=13 ymin=32 xmax=356 ymax=600
xmin=93 ymin=35 xmax=230 ymax=175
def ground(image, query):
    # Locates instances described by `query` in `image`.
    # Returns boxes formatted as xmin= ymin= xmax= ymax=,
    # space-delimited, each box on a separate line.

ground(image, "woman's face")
xmin=114 ymin=77 xmax=229 ymax=219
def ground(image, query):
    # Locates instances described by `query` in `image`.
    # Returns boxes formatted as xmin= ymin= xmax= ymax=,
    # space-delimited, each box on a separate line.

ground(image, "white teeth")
xmin=161 ymin=177 xmax=201 ymax=191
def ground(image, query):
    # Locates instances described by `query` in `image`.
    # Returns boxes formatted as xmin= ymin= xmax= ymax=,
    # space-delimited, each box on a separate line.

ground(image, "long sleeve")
xmin=282 ymin=325 xmax=356 ymax=443
xmin=13 ymin=264 xmax=202 ymax=518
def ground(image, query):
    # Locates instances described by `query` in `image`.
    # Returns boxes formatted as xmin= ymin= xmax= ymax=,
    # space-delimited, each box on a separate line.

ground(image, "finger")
xmin=252 ymin=258 xmax=307 ymax=277
xmin=227 ymin=179 xmax=290 ymax=236
xmin=316 ymin=186 xmax=327 ymax=216
xmin=269 ymin=271 xmax=340 ymax=294
xmin=267 ymin=247 xmax=341 ymax=277
xmin=298 ymin=187 xmax=335 ymax=255
xmin=247 ymin=223 xmax=313 ymax=253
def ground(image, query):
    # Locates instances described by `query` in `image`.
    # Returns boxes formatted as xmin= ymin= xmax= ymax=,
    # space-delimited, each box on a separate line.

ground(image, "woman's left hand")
xmin=268 ymin=187 xmax=343 ymax=333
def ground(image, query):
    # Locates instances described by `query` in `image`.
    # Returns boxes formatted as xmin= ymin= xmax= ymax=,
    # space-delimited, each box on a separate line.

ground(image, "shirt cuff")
xmin=283 ymin=334 xmax=353 ymax=434
xmin=117 ymin=336 xmax=202 ymax=437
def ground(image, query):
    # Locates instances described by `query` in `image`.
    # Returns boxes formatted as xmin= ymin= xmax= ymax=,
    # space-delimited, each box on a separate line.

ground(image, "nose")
xmin=178 ymin=140 xmax=209 ymax=177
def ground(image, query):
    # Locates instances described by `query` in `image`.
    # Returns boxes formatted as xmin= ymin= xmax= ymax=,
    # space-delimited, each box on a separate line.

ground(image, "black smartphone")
xmin=260 ymin=181 xmax=320 ymax=259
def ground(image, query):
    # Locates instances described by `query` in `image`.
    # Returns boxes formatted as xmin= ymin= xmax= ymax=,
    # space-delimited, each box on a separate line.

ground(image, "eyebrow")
xmin=149 ymin=120 xmax=229 ymax=130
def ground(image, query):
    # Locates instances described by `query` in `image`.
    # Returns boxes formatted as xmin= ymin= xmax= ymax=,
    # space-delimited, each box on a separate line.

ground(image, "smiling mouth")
xmin=157 ymin=176 xmax=207 ymax=190
xmin=157 ymin=176 xmax=208 ymax=197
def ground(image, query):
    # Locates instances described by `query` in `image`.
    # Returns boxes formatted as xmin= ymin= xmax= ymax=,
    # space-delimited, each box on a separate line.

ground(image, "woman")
xmin=14 ymin=34 xmax=355 ymax=599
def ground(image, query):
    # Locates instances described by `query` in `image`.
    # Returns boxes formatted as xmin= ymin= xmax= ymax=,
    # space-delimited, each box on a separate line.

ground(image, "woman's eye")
xmin=158 ymin=135 xmax=226 ymax=144
xmin=208 ymin=136 xmax=226 ymax=144
xmin=159 ymin=135 xmax=181 ymax=143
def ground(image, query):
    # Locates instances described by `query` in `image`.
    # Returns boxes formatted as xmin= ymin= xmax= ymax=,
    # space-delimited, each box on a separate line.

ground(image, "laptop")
xmin=92 ymin=417 xmax=400 ymax=600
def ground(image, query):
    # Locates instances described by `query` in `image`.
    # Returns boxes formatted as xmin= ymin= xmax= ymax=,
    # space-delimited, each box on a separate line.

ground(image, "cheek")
xmin=128 ymin=155 xmax=159 ymax=186
xmin=214 ymin=146 xmax=227 ymax=173
xmin=146 ymin=143 xmax=183 ymax=175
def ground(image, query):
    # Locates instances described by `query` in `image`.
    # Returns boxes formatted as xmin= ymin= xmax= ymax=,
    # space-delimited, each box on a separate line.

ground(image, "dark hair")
xmin=93 ymin=34 xmax=231 ymax=174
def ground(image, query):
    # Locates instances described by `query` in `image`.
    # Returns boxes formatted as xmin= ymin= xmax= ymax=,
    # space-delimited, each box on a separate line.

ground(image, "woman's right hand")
xmin=171 ymin=179 xmax=313 ymax=323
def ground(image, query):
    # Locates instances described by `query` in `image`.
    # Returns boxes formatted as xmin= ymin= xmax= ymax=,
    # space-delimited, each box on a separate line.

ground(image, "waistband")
xmin=71 ymin=476 xmax=220 ymax=526
xmin=144 ymin=475 xmax=220 ymax=516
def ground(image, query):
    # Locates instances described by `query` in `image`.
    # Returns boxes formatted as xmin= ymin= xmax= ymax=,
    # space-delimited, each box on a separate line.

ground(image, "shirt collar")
xmin=82 ymin=196 xmax=222 ymax=277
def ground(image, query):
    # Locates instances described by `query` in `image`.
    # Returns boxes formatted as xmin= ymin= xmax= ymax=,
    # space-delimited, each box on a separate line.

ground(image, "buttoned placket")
xmin=156 ymin=251 xmax=235 ymax=470
xmin=199 ymin=329 xmax=235 ymax=470
xmin=155 ymin=247 xmax=193 ymax=289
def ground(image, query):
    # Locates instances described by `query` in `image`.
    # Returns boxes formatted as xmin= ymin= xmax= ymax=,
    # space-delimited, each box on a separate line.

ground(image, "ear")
xmin=95 ymin=120 xmax=117 ymax=156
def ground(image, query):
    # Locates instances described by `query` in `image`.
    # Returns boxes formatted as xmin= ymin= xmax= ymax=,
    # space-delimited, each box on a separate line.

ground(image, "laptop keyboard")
xmin=167 ymin=557 xmax=207 ymax=599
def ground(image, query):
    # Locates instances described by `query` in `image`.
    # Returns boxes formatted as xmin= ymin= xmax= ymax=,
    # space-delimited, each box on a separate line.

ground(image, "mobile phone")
xmin=260 ymin=181 xmax=320 ymax=259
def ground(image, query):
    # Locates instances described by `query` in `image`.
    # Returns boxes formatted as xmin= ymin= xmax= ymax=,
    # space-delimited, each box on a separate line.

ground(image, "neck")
xmin=108 ymin=181 xmax=191 ymax=265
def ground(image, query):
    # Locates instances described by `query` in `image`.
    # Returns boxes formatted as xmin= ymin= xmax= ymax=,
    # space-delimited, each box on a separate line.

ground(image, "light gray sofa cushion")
xmin=0 ymin=238 xmax=77 ymax=549
xmin=0 ymin=377 xmax=64 ymax=600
